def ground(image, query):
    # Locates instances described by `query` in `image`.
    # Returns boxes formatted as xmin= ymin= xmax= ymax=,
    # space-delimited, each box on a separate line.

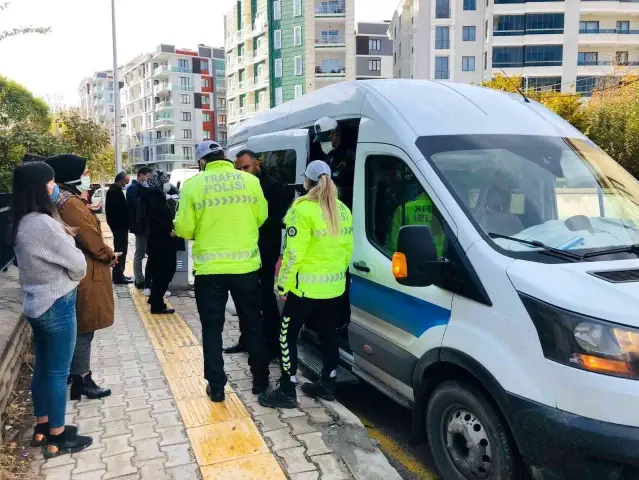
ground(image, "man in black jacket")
xmin=227 ymin=150 xmax=295 ymax=359
xmin=106 ymin=171 xmax=132 ymax=284
xmin=126 ymin=166 xmax=152 ymax=289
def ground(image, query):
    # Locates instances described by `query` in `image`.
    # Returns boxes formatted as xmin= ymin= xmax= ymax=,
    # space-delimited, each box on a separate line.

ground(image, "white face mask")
xmin=70 ymin=175 xmax=91 ymax=193
xmin=163 ymin=183 xmax=171 ymax=193
xmin=320 ymin=142 xmax=334 ymax=155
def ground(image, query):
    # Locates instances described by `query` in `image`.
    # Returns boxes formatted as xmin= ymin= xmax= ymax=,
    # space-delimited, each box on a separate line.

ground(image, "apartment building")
xmin=356 ymin=21 xmax=393 ymax=79
xmin=224 ymin=0 xmax=356 ymax=129
xmin=120 ymin=44 xmax=226 ymax=172
xmin=390 ymin=0 xmax=639 ymax=95
xmin=78 ymin=71 xmax=117 ymax=143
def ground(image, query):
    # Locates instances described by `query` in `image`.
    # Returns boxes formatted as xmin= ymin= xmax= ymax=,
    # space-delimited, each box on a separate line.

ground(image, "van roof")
xmin=228 ymin=80 xmax=583 ymax=146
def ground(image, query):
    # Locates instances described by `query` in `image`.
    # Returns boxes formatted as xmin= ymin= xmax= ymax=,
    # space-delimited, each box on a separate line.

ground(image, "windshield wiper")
xmin=583 ymin=244 xmax=639 ymax=259
xmin=488 ymin=233 xmax=584 ymax=262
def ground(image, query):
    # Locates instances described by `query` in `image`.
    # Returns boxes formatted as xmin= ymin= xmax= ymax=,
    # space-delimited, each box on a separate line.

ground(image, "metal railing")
xmin=315 ymin=3 xmax=346 ymax=14
xmin=435 ymin=40 xmax=450 ymax=49
xmin=579 ymin=28 xmax=639 ymax=34
xmin=315 ymin=65 xmax=346 ymax=74
xmin=157 ymin=154 xmax=194 ymax=161
xmin=315 ymin=35 xmax=346 ymax=45
xmin=0 ymin=194 xmax=12 ymax=272
xmin=435 ymin=9 xmax=451 ymax=18
xmin=493 ymin=28 xmax=564 ymax=36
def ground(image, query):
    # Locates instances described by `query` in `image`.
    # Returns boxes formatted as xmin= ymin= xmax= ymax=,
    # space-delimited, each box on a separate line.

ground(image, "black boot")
xmin=44 ymin=426 xmax=92 ymax=459
xmin=301 ymin=374 xmax=336 ymax=401
xmin=223 ymin=343 xmax=245 ymax=354
xmin=206 ymin=384 xmax=225 ymax=403
xmin=70 ymin=372 xmax=111 ymax=401
xmin=258 ymin=378 xmax=297 ymax=409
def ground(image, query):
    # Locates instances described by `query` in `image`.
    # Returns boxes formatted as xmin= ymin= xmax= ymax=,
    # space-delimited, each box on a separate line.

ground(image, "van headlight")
xmin=519 ymin=293 xmax=639 ymax=379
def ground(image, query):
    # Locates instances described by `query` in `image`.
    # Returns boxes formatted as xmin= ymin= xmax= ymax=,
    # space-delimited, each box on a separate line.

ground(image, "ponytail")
xmin=304 ymin=175 xmax=340 ymax=236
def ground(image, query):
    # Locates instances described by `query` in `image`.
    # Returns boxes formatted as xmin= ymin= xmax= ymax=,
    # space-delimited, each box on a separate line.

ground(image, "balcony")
xmin=494 ymin=28 xmax=564 ymax=36
xmin=154 ymin=83 xmax=170 ymax=95
xmin=254 ymin=46 xmax=268 ymax=61
xmin=237 ymin=55 xmax=245 ymax=67
xmin=435 ymin=40 xmax=451 ymax=49
xmin=253 ymin=16 xmax=267 ymax=35
xmin=155 ymin=100 xmax=173 ymax=111
xmin=154 ymin=117 xmax=174 ymax=127
xmin=154 ymin=65 xmax=192 ymax=76
xmin=315 ymin=35 xmax=346 ymax=47
xmin=435 ymin=9 xmax=451 ymax=18
xmin=315 ymin=2 xmax=345 ymax=16
xmin=157 ymin=154 xmax=194 ymax=162
xmin=315 ymin=65 xmax=346 ymax=76
xmin=579 ymin=28 xmax=639 ymax=45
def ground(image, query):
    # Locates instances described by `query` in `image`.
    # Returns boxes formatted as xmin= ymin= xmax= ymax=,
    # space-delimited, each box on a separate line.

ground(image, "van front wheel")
xmin=426 ymin=381 xmax=518 ymax=480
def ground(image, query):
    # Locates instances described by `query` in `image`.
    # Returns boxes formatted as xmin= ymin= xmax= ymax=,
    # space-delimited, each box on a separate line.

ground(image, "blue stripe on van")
xmin=350 ymin=275 xmax=451 ymax=338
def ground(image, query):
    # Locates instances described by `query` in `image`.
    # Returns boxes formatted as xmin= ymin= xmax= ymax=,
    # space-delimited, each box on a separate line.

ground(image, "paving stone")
xmin=279 ymin=407 xmax=306 ymax=419
xmin=311 ymin=454 xmax=350 ymax=480
xmin=237 ymin=390 xmax=259 ymax=403
xmin=150 ymin=399 xmax=176 ymax=414
xmin=232 ymin=378 xmax=254 ymax=391
xmin=276 ymin=447 xmax=317 ymax=474
xmin=166 ymin=462 xmax=200 ymax=479
xmin=147 ymin=387 xmax=172 ymax=402
xmin=102 ymin=393 xmax=127 ymax=408
xmin=73 ymin=469 xmax=107 ymax=479
xmin=285 ymin=416 xmax=317 ymax=435
xmin=254 ymin=413 xmax=287 ymax=432
xmin=103 ymin=451 xmax=138 ymax=479
xmin=298 ymin=432 xmax=332 ymax=456
xmin=137 ymin=458 xmax=171 ymax=480
xmin=124 ymin=376 xmax=145 ymax=388
xmin=153 ymin=411 xmax=182 ymax=428
xmin=72 ymin=447 xmax=106 ymax=474
xmin=263 ymin=427 xmax=301 ymax=451
xmin=130 ymin=421 xmax=159 ymax=442
xmin=143 ymin=369 xmax=164 ymax=381
xmin=75 ymin=416 xmax=104 ymax=434
xmin=76 ymin=404 xmax=101 ymax=420
xmin=102 ymin=419 xmax=131 ymax=439
xmin=124 ymin=386 xmax=147 ymax=399
xmin=245 ymin=401 xmax=276 ymax=417
xmin=290 ymin=472 xmax=320 ymax=480
xmin=145 ymin=378 xmax=168 ymax=390
xmin=42 ymin=464 xmax=75 ymax=479
xmin=132 ymin=438 xmax=165 ymax=462
xmin=102 ymin=433 xmax=133 ymax=457
xmin=162 ymin=443 xmax=194 ymax=468
xmin=297 ymin=395 xmax=321 ymax=408
xmin=129 ymin=408 xmax=154 ymax=425
xmin=306 ymin=407 xmax=333 ymax=425
xmin=127 ymin=395 xmax=152 ymax=412
xmin=156 ymin=425 xmax=189 ymax=446
xmin=101 ymin=374 xmax=124 ymax=385
xmin=227 ymin=369 xmax=250 ymax=381
xmin=102 ymin=406 xmax=128 ymax=423
xmin=41 ymin=451 xmax=75 ymax=469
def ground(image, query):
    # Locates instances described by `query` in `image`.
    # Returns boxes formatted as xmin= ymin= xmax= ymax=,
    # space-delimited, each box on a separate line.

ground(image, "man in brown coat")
xmin=47 ymin=154 xmax=114 ymax=401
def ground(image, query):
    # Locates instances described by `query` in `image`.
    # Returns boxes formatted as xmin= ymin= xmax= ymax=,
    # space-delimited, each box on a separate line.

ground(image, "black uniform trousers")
xmin=195 ymin=271 xmax=269 ymax=389
xmin=148 ymin=247 xmax=176 ymax=312
xmin=111 ymin=228 xmax=129 ymax=282
xmin=279 ymin=293 xmax=340 ymax=381
xmin=236 ymin=234 xmax=281 ymax=358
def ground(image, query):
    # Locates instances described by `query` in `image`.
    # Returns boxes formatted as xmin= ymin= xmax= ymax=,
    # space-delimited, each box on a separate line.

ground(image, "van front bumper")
xmin=507 ymin=394 xmax=639 ymax=479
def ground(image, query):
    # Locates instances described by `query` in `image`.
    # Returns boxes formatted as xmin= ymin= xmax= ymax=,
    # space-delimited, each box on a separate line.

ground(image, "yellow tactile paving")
xmin=201 ymin=454 xmax=286 ymax=480
xmin=178 ymin=394 xmax=249 ymax=428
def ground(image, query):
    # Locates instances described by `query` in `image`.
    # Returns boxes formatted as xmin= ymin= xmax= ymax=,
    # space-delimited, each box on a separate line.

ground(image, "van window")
xmin=256 ymin=149 xmax=297 ymax=184
xmin=365 ymin=155 xmax=446 ymax=258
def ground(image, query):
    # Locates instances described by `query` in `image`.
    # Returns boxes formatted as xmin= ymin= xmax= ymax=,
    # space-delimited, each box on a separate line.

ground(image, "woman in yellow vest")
xmin=259 ymin=161 xmax=353 ymax=409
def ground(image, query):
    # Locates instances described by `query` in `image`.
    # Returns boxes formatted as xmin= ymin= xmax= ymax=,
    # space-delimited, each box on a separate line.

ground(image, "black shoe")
xmin=151 ymin=308 xmax=175 ymax=315
xmin=44 ymin=426 xmax=92 ymax=459
xmin=258 ymin=383 xmax=297 ymax=409
xmin=70 ymin=372 xmax=111 ymax=401
xmin=135 ymin=282 xmax=145 ymax=290
xmin=206 ymin=384 xmax=225 ymax=403
xmin=223 ymin=343 xmax=245 ymax=354
xmin=252 ymin=382 xmax=269 ymax=395
xmin=301 ymin=376 xmax=336 ymax=401
xmin=30 ymin=422 xmax=48 ymax=447
xmin=113 ymin=278 xmax=133 ymax=285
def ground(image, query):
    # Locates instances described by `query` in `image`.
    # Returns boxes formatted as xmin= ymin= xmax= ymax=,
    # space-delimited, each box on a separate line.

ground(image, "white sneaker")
xmin=143 ymin=288 xmax=151 ymax=296
xmin=164 ymin=291 xmax=171 ymax=298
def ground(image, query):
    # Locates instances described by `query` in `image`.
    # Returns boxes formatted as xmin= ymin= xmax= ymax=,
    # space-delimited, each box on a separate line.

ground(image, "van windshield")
xmin=417 ymin=134 xmax=639 ymax=261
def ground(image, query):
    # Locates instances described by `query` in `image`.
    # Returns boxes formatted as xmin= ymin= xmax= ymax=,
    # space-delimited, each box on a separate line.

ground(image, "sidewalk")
xmin=28 ymin=221 xmax=402 ymax=480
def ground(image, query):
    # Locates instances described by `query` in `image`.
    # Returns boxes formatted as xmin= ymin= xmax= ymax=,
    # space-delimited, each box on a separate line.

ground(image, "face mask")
xmin=77 ymin=175 xmax=91 ymax=193
xmin=50 ymin=184 xmax=60 ymax=203
xmin=321 ymin=142 xmax=334 ymax=155
xmin=141 ymin=181 xmax=149 ymax=187
xmin=163 ymin=183 xmax=171 ymax=193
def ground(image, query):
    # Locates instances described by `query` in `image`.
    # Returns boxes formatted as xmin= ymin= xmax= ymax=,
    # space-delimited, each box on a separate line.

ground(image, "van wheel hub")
xmin=445 ymin=407 xmax=492 ymax=478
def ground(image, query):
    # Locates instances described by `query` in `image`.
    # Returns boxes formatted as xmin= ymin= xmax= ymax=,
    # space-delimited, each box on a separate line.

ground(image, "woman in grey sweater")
xmin=12 ymin=162 xmax=93 ymax=458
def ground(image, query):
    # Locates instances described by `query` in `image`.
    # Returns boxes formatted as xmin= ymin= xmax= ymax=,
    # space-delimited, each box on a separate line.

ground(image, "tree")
xmin=0 ymin=2 xmax=50 ymax=42
xmin=0 ymin=75 xmax=50 ymax=130
xmin=89 ymin=145 xmax=116 ymax=184
xmin=480 ymin=75 xmax=587 ymax=132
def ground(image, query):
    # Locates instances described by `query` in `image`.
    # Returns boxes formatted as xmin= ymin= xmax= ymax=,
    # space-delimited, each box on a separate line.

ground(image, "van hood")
xmin=506 ymin=258 xmax=639 ymax=328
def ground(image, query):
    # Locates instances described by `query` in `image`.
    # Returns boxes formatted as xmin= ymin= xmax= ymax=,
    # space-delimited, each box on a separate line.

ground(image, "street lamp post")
xmin=111 ymin=0 xmax=122 ymax=173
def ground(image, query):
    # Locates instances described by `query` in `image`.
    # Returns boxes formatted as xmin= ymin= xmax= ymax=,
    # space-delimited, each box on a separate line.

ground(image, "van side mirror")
xmin=176 ymin=181 xmax=182 ymax=190
xmin=392 ymin=225 xmax=443 ymax=287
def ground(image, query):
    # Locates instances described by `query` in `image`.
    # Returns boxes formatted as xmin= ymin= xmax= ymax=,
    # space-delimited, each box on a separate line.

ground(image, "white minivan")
xmin=227 ymin=80 xmax=639 ymax=480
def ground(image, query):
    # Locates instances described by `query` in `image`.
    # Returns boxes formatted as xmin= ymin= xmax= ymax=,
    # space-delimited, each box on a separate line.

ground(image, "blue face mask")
xmin=50 ymin=184 xmax=60 ymax=203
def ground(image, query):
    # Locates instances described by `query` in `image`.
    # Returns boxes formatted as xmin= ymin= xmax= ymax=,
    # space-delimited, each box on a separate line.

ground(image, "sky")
xmin=0 ymin=0 xmax=396 ymax=106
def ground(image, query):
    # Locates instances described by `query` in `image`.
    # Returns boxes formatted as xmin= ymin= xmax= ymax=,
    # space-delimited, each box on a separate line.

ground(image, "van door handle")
xmin=353 ymin=261 xmax=370 ymax=273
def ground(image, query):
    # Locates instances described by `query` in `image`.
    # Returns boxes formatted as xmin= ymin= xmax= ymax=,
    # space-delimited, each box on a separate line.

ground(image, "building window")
xmin=579 ymin=21 xmax=599 ymax=33
xmin=484 ymin=51 xmax=487 ymax=69
xmin=275 ymin=58 xmax=283 ymax=77
xmin=435 ymin=0 xmax=450 ymax=18
xmin=617 ymin=20 xmax=630 ymax=32
xmin=294 ymin=0 xmax=302 ymax=16
xmin=369 ymin=60 xmax=381 ymax=71
xmin=369 ymin=39 xmax=381 ymax=51
xmin=202 ymin=77 xmax=211 ymax=88
xmin=274 ymin=30 xmax=282 ymax=49
xmin=617 ymin=51 xmax=629 ymax=65
xmin=435 ymin=56 xmax=449 ymax=79
xmin=202 ymin=130 xmax=211 ymax=140
xmin=494 ymin=14 xmax=564 ymax=36
xmin=274 ymin=0 xmax=281 ymax=20
xmin=275 ymin=86 xmax=283 ymax=105
xmin=180 ymin=76 xmax=190 ymax=86
xmin=218 ymin=114 xmax=227 ymax=125
xmin=492 ymin=45 xmax=563 ymax=68
xmin=462 ymin=56 xmax=476 ymax=71
xmin=183 ymin=146 xmax=193 ymax=157
xmin=435 ymin=27 xmax=450 ymax=49
xmin=202 ymin=95 xmax=211 ymax=107
xmin=294 ymin=26 xmax=302 ymax=46
xmin=178 ymin=59 xmax=189 ymax=70
xmin=578 ymin=52 xmax=598 ymax=66
xmin=180 ymin=94 xmax=191 ymax=104
xmin=182 ymin=129 xmax=192 ymax=139
xmin=182 ymin=111 xmax=192 ymax=121
xmin=463 ymin=26 xmax=476 ymax=41
xmin=203 ymin=112 xmax=211 ymax=122
xmin=526 ymin=76 xmax=561 ymax=92
xmin=200 ymin=60 xmax=209 ymax=71
xmin=464 ymin=0 xmax=476 ymax=10
xmin=295 ymin=85 xmax=303 ymax=98
xmin=294 ymin=56 xmax=303 ymax=75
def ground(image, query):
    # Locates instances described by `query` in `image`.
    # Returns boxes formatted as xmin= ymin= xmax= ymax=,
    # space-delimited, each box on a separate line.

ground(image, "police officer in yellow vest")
xmin=174 ymin=141 xmax=270 ymax=403
xmin=259 ymin=161 xmax=353 ymax=409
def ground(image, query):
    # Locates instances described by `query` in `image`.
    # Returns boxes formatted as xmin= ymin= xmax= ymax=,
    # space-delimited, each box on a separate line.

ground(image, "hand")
xmin=170 ymin=229 xmax=177 ymax=237
xmin=110 ymin=252 xmax=122 ymax=267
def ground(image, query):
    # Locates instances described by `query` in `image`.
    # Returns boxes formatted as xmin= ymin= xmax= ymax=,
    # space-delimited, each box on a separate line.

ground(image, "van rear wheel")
xmin=426 ymin=380 xmax=519 ymax=480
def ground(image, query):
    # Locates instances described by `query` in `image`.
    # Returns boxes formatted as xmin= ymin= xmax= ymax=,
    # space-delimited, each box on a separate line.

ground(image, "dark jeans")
xmin=112 ymin=228 xmax=129 ymax=282
xmin=70 ymin=332 xmax=94 ymax=375
xmin=148 ymin=247 xmax=176 ymax=311
xmin=237 ymin=235 xmax=281 ymax=357
xmin=27 ymin=289 xmax=77 ymax=428
xmin=195 ymin=271 xmax=269 ymax=389
xmin=279 ymin=293 xmax=340 ymax=380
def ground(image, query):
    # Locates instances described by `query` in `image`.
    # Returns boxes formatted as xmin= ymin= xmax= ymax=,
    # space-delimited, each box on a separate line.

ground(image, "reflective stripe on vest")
xmin=314 ymin=226 xmax=353 ymax=237
xmin=297 ymin=272 xmax=346 ymax=285
xmin=193 ymin=195 xmax=259 ymax=211
xmin=194 ymin=248 xmax=260 ymax=263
